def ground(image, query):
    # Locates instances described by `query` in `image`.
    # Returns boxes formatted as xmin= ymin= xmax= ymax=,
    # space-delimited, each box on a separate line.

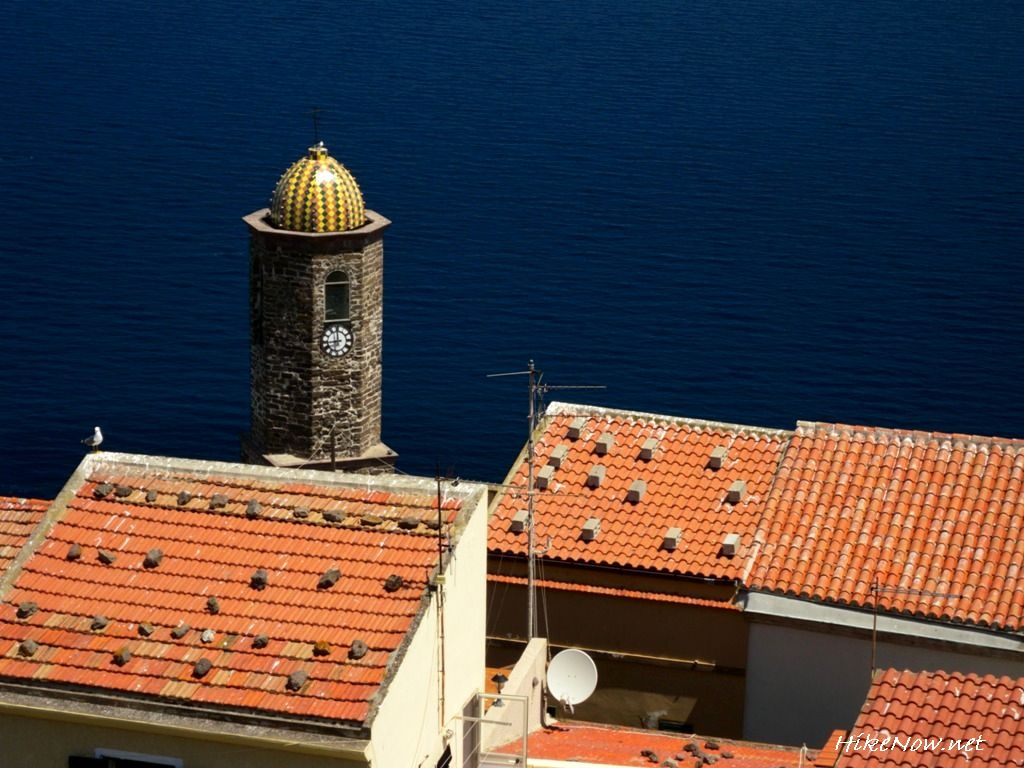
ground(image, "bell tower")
xmin=241 ymin=143 xmax=396 ymax=472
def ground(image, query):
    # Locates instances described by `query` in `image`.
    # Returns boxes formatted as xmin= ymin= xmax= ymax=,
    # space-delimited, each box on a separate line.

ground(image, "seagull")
xmin=82 ymin=426 xmax=103 ymax=452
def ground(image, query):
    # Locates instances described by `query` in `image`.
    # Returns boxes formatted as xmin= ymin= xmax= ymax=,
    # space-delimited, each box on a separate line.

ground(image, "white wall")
xmin=370 ymin=488 xmax=488 ymax=768
xmin=744 ymin=621 xmax=1024 ymax=748
xmin=481 ymin=637 xmax=548 ymax=752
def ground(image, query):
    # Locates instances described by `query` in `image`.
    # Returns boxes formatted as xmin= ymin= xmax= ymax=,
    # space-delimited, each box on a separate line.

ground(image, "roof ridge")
xmin=741 ymin=432 xmax=796 ymax=586
xmin=90 ymin=452 xmax=477 ymax=500
xmin=797 ymin=420 xmax=1024 ymax=448
xmin=0 ymin=497 xmax=50 ymax=509
xmin=547 ymin=401 xmax=794 ymax=438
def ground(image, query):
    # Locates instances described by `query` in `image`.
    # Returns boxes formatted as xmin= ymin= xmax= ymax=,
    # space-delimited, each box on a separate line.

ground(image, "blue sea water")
xmin=1 ymin=1 xmax=1021 ymax=499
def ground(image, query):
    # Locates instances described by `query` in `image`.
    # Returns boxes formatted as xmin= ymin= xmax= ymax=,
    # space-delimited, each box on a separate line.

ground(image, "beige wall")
xmin=371 ymin=487 xmax=488 ymax=768
xmin=0 ymin=708 xmax=366 ymax=768
xmin=481 ymin=637 xmax=548 ymax=752
xmin=487 ymin=580 xmax=747 ymax=737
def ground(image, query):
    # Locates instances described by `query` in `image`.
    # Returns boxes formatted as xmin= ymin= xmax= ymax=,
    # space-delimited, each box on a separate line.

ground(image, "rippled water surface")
xmin=1 ymin=1 xmax=1021 ymax=497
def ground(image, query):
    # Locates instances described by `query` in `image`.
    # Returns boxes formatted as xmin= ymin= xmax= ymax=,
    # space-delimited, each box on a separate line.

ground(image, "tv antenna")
xmin=488 ymin=360 xmax=604 ymax=639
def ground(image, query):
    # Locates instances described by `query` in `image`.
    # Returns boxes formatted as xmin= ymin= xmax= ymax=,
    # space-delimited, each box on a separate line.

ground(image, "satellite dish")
xmin=546 ymin=648 xmax=598 ymax=712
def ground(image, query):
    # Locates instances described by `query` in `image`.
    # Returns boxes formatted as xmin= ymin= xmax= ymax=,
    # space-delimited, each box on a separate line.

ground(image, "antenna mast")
xmin=526 ymin=361 xmax=538 ymax=640
xmin=489 ymin=360 xmax=604 ymax=640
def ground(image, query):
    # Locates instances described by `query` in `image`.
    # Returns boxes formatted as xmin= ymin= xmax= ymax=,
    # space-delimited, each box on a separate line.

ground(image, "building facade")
xmin=0 ymin=452 xmax=488 ymax=768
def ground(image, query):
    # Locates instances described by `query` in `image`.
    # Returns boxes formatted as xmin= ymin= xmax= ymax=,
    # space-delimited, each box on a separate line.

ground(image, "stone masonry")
xmin=243 ymin=209 xmax=390 ymax=465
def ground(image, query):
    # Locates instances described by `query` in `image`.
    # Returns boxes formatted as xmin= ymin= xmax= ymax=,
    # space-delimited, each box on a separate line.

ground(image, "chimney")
xmin=627 ymin=479 xmax=646 ymax=504
xmin=510 ymin=509 xmax=528 ymax=533
xmin=595 ymin=432 xmax=614 ymax=455
xmin=548 ymin=445 xmax=568 ymax=469
xmin=663 ymin=527 xmax=681 ymax=551
xmin=726 ymin=480 xmax=746 ymax=504
xmin=567 ymin=417 xmax=586 ymax=440
xmin=587 ymin=465 xmax=606 ymax=488
xmin=708 ymin=446 xmax=727 ymax=470
xmin=581 ymin=517 xmax=600 ymax=541
xmin=535 ymin=465 xmax=554 ymax=490
xmin=640 ymin=438 xmax=658 ymax=461
xmin=721 ymin=533 xmax=741 ymax=557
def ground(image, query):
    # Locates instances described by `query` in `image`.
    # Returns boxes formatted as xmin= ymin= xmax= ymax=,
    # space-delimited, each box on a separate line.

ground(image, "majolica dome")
xmin=270 ymin=143 xmax=366 ymax=233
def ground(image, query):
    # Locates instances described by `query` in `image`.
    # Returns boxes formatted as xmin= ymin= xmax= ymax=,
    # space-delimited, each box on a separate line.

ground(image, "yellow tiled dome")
xmin=270 ymin=143 xmax=366 ymax=232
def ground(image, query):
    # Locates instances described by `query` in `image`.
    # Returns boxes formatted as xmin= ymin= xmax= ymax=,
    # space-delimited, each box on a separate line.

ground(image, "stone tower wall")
xmin=245 ymin=210 xmax=388 ymax=462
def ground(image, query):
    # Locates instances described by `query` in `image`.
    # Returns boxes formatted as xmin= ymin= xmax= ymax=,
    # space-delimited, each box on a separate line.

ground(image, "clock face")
xmin=321 ymin=324 xmax=353 ymax=357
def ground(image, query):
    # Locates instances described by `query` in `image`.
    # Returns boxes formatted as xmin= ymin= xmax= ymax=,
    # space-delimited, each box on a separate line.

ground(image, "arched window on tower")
xmin=324 ymin=270 xmax=350 ymax=324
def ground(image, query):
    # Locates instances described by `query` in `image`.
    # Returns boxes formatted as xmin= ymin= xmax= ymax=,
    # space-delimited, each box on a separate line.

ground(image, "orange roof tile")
xmin=0 ymin=497 xmax=48 ymax=577
xmin=488 ymin=573 xmax=741 ymax=610
xmin=490 ymin=403 xmax=791 ymax=581
xmin=748 ymin=422 xmax=1024 ymax=631
xmin=0 ymin=456 xmax=459 ymax=728
xmin=830 ymin=668 xmax=1024 ymax=767
xmin=492 ymin=721 xmax=810 ymax=767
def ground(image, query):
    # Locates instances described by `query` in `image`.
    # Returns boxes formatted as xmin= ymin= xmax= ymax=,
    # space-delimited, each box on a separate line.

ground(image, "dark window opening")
xmin=657 ymin=717 xmax=695 ymax=734
xmin=325 ymin=270 xmax=350 ymax=324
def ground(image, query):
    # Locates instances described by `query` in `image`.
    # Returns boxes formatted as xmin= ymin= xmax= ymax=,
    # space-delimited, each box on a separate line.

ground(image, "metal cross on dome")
xmin=309 ymin=106 xmax=323 ymax=145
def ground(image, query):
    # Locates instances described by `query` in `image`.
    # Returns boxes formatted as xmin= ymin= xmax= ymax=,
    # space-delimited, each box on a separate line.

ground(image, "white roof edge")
xmin=83 ymin=452 xmax=488 ymax=503
xmin=742 ymin=591 xmax=1024 ymax=653
xmin=545 ymin=402 xmax=794 ymax=438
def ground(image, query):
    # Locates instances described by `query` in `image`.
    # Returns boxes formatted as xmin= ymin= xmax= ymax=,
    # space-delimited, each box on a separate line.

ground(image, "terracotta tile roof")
xmin=488 ymin=573 xmax=741 ymax=610
xmin=831 ymin=668 xmax=1024 ymax=767
xmin=489 ymin=403 xmax=791 ymax=581
xmin=0 ymin=497 xmax=48 ymax=577
xmin=748 ymin=422 xmax=1024 ymax=631
xmin=0 ymin=456 xmax=461 ymax=727
xmin=492 ymin=721 xmax=810 ymax=767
